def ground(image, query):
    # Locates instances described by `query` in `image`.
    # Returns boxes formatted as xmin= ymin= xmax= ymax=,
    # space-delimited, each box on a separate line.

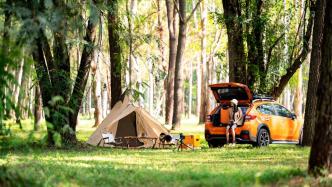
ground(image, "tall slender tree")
xmin=199 ymin=0 xmax=208 ymax=124
xmin=91 ymin=62 xmax=102 ymax=127
xmin=3 ymin=0 xmax=13 ymax=119
xmin=108 ymin=0 xmax=123 ymax=108
xmin=34 ymin=84 xmax=42 ymax=131
xmin=303 ymin=0 xmax=325 ymax=146
xmin=308 ymin=0 xmax=331 ymax=176
xmin=222 ymin=0 xmax=247 ymax=84
xmin=172 ymin=0 xmax=201 ymax=129
xmin=165 ymin=0 xmax=177 ymax=125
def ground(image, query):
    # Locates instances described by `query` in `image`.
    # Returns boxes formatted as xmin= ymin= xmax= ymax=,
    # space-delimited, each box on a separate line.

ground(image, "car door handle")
xmin=262 ymin=117 xmax=270 ymax=121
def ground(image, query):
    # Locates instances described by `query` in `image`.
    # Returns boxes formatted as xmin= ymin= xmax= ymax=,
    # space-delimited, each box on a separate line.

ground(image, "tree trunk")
xmin=2 ymin=0 xmax=13 ymax=119
xmin=246 ymin=0 xmax=264 ymax=92
xmin=165 ymin=0 xmax=177 ymax=125
xmin=157 ymin=0 xmax=165 ymax=69
xmin=15 ymin=61 xmax=27 ymax=126
xmin=126 ymin=0 xmax=135 ymax=88
xmin=106 ymin=71 xmax=112 ymax=112
xmin=91 ymin=63 xmax=102 ymax=127
xmin=67 ymin=11 xmax=99 ymax=142
xmin=85 ymin=79 xmax=92 ymax=118
xmin=188 ymin=61 xmax=193 ymax=117
xmin=102 ymin=83 xmax=108 ymax=118
xmin=34 ymin=84 xmax=43 ymax=131
xmin=108 ymin=0 xmax=122 ymax=108
xmin=30 ymin=0 xmax=100 ymax=145
xmin=149 ymin=61 xmax=154 ymax=114
xmin=293 ymin=66 xmax=303 ymax=118
xmin=303 ymin=0 xmax=325 ymax=146
xmin=222 ymin=0 xmax=247 ymax=84
xmin=172 ymin=0 xmax=187 ymax=130
xmin=199 ymin=0 xmax=208 ymax=124
xmin=13 ymin=58 xmax=25 ymax=119
xmin=193 ymin=0 xmax=201 ymax=118
xmin=308 ymin=0 xmax=331 ymax=176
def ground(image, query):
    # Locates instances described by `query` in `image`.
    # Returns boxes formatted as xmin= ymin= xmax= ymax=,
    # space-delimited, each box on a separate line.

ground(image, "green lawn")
xmin=0 ymin=118 xmax=331 ymax=187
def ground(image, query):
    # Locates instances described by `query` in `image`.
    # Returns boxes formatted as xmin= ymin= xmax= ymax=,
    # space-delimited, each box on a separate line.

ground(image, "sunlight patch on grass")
xmin=1 ymin=117 xmax=323 ymax=186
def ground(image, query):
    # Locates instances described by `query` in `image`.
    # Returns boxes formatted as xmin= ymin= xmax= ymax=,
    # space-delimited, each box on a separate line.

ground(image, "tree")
xmin=34 ymin=84 xmax=42 ymax=131
xmin=91 ymin=62 xmax=102 ymax=127
xmin=222 ymin=0 xmax=246 ymax=84
xmin=308 ymin=0 xmax=332 ymax=176
xmin=219 ymin=0 xmax=313 ymax=98
xmin=165 ymin=0 xmax=177 ymax=125
xmin=269 ymin=2 xmax=314 ymax=98
xmin=2 ymin=0 xmax=13 ymax=119
xmin=108 ymin=0 xmax=123 ymax=108
xmin=199 ymin=0 xmax=208 ymax=123
xmin=126 ymin=0 xmax=135 ymax=88
xmin=172 ymin=0 xmax=201 ymax=129
xmin=30 ymin=0 xmax=100 ymax=144
xmin=302 ymin=0 xmax=325 ymax=146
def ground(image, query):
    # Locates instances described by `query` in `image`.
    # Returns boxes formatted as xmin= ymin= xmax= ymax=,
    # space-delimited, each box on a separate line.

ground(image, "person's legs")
xmin=226 ymin=125 xmax=230 ymax=144
xmin=231 ymin=129 xmax=236 ymax=143
xmin=231 ymin=125 xmax=236 ymax=144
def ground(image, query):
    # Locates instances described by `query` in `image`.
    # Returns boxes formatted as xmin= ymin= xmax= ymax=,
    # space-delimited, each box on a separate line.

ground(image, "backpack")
xmin=220 ymin=105 xmax=230 ymax=125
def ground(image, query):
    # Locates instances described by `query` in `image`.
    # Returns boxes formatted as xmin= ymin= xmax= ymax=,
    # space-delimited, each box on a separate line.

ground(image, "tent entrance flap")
xmin=115 ymin=111 xmax=144 ymax=147
xmin=115 ymin=112 xmax=137 ymax=138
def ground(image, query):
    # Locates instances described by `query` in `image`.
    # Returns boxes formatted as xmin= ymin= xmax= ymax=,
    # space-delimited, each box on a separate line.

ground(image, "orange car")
xmin=205 ymin=82 xmax=303 ymax=147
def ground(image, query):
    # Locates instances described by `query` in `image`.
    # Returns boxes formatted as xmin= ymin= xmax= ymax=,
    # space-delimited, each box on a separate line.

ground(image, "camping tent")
xmin=87 ymin=96 xmax=169 ymax=148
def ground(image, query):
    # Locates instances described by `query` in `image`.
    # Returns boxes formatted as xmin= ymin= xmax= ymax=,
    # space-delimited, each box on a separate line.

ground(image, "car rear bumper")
xmin=205 ymin=130 xmax=256 ymax=144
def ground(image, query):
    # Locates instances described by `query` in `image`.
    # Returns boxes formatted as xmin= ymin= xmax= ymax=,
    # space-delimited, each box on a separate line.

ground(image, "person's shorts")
xmin=226 ymin=124 xmax=237 ymax=130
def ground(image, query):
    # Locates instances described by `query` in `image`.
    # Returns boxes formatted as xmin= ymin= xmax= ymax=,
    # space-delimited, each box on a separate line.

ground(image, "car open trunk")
xmin=209 ymin=82 xmax=253 ymax=127
xmin=209 ymin=82 xmax=252 ymax=106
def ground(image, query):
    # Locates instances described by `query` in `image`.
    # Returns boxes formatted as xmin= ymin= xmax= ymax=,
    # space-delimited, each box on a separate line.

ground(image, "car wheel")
xmin=298 ymin=130 xmax=303 ymax=146
xmin=256 ymin=128 xmax=270 ymax=147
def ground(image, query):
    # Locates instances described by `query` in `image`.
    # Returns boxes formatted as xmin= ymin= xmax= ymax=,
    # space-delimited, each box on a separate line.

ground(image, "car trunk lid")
xmin=209 ymin=82 xmax=252 ymax=105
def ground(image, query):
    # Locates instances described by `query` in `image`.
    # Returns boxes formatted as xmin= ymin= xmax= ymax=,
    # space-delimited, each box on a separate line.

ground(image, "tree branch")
xmin=269 ymin=3 xmax=314 ymax=98
xmin=185 ymin=0 xmax=203 ymax=24
xmin=173 ymin=0 xmax=184 ymax=23
xmin=207 ymin=31 xmax=222 ymax=63
xmin=266 ymin=33 xmax=285 ymax=66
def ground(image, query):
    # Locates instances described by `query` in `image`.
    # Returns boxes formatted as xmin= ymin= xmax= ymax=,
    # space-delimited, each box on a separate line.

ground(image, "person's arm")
xmin=234 ymin=107 xmax=243 ymax=125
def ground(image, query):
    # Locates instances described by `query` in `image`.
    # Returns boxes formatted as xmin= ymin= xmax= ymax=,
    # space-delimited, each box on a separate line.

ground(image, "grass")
xmin=0 ymin=118 xmax=331 ymax=187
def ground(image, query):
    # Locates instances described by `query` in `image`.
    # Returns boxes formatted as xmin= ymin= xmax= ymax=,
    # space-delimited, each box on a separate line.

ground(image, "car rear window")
xmin=214 ymin=87 xmax=249 ymax=100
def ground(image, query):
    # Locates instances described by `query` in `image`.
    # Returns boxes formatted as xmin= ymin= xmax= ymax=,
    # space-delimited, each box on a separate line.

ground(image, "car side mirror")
xmin=291 ymin=113 xmax=297 ymax=120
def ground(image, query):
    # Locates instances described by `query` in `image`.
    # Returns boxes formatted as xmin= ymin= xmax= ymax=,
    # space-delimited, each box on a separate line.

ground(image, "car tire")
xmin=297 ymin=130 xmax=303 ymax=146
xmin=255 ymin=128 xmax=270 ymax=147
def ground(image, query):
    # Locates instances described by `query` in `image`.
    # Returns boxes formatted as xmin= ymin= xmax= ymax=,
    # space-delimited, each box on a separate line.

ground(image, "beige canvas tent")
xmin=87 ymin=96 xmax=169 ymax=148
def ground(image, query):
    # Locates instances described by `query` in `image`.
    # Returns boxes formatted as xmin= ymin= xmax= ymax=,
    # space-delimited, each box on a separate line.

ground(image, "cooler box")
xmin=182 ymin=135 xmax=201 ymax=148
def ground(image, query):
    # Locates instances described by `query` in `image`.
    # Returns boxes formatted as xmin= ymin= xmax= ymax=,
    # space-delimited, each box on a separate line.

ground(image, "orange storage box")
xmin=182 ymin=135 xmax=201 ymax=148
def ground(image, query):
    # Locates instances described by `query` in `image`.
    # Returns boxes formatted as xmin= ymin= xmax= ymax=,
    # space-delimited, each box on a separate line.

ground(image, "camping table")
xmin=121 ymin=136 xmax=158 ymax=148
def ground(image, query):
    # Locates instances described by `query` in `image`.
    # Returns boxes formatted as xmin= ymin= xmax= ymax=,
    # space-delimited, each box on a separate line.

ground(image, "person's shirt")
xmin=229 ymin=106 xmax=243 ymax=125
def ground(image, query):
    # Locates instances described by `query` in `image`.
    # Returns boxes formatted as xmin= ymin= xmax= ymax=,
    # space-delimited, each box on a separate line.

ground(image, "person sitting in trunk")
xmin=226 ymin=99 xmax=243 ymax=145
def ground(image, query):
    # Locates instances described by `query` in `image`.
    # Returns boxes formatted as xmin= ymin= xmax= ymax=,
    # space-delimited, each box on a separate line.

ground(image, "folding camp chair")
xmin=98 ymin=133 xmax=122 ymax=146
xmin=102 ymin=133 xmax=115 ymax=144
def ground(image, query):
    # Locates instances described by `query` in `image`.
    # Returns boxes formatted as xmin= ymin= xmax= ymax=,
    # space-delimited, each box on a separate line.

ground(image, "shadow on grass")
xmin=4 ymin=158 xmax=306 ymax=187
xmin=0 ymin=128 xmax=313 ymax=186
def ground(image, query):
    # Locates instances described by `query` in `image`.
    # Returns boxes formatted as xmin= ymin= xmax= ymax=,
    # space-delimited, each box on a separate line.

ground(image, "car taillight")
xmin=245 ymin=114 xmax=257 ymax=121
xmin=206 ymin=115 xmax=211 ymax=122
xmin=241 ymin=134 xmax=250 ymax=140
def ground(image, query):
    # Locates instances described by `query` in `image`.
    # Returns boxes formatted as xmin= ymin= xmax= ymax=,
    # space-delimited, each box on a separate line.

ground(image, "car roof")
xmin=252 ymin=100 xmax=276 ymax=105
